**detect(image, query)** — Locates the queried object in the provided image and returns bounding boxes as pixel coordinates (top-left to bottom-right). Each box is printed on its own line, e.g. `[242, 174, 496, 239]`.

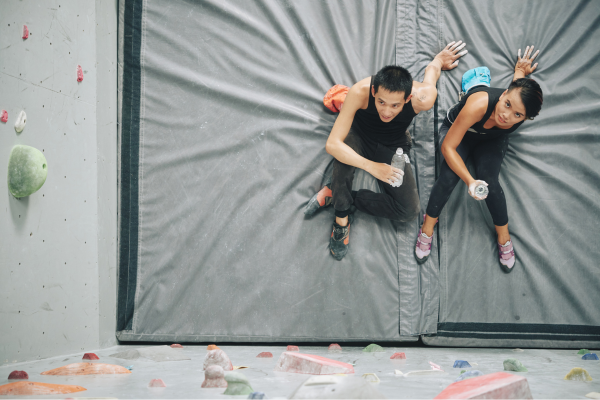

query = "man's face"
[372, 86, 411, 123]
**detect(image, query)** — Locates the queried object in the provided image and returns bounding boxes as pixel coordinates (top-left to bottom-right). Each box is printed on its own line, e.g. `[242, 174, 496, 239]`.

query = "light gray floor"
[1, 344, 599, 399]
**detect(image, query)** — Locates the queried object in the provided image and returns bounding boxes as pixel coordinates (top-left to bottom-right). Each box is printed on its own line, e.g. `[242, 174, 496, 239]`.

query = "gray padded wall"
[118, 0, 600, 346]
[117, 0, 418, 342]
[422, 0, 600, 347]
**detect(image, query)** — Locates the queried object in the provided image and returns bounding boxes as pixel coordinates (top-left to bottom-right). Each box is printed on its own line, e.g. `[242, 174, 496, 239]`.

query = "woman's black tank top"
[354, 76, 416, 152]
[444, 86, 524, 135]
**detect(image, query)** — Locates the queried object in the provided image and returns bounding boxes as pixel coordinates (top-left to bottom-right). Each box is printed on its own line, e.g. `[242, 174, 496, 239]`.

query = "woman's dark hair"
[373, 65, 413, 99]
[508, 78, 543, 119]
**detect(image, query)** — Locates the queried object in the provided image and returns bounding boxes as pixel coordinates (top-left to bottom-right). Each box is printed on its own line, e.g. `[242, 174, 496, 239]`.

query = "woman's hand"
[514, 45, 539, 78]
[468, 180, 489, 201]
[368, 162, 404, 186]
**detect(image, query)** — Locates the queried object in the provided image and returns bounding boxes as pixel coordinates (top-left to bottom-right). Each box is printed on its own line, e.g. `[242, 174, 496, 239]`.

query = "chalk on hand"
[22, 25, 29, 39]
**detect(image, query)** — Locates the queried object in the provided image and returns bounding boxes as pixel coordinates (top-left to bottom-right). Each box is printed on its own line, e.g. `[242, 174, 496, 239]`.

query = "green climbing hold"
[8, 145, 47, 198]
[223, 371, 253, 395]
[363, 344, 384, 352]
[578, 349, 591, 355]
[503, 358, 528, 372]
[460, 370, 467, 374]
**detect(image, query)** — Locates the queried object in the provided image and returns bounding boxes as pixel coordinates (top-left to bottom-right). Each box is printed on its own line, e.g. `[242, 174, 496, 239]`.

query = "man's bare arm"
[413, 41, 468, 113]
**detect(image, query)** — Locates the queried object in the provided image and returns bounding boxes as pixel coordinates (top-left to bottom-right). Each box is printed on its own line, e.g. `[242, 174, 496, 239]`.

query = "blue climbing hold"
[125, 365, 134, 370]
[248, 392, 268, 399]
[453, 360, 471, 368]
[454, 370, 484, 382]
[582, 353, 599, 360]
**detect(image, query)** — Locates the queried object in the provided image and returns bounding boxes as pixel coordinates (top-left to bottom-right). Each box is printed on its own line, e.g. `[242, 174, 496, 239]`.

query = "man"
[305, 41, 468, 260]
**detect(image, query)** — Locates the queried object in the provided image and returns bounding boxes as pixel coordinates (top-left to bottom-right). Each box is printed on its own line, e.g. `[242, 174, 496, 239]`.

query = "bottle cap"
[396, 148, 403, 155]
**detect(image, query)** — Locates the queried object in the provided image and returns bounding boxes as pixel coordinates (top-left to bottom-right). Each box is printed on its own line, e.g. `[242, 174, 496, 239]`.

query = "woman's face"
[495, 89, 527, 127]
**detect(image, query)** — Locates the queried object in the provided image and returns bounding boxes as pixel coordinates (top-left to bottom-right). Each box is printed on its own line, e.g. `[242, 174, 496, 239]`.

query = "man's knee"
[392, 199, 420, 223]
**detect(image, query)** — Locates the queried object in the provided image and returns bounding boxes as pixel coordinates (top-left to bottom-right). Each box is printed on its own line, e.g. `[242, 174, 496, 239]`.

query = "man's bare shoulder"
[346, 77, 372, 110]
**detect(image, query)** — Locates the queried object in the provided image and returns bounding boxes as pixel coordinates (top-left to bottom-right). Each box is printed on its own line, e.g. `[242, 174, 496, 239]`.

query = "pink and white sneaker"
[498, 240, 516, 272]
[415, 228, 433, 264]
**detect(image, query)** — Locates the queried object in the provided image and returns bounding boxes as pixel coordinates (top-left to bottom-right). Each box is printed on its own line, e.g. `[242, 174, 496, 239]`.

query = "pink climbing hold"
[8, 371, 28, 380]
[274, 352, 355, 375]
[201, 365, 227, 388]
[287, 345, 300, 352]
[170, 344, 183, 348]
[390, 352, 406, 359]
[328, 344, 342, 351]
[434, 372, 532, 399]
[148, 378, 166, 388]
[1, 110, 7, 123]
[82, 353, 99, 360]
[257, 352, 273, 358]
[77, 65, 83, 82]
[22, 25, 29, 39]
[203, 349, 233, 371]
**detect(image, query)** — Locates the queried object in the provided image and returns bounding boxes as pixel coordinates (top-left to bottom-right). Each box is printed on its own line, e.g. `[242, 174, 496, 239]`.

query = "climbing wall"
[118, 0, 600, 346]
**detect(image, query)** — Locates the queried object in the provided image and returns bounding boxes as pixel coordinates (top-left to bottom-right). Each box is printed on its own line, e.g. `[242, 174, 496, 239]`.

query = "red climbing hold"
[275, 352, 354, 375]
[328, 344, 342, 352]
[433, 372, 532, 399]
[170, 344, 183, 348]
[22, 25, 29, 39]
[82, 353, 99, 360]
[287, 345, 300, 352]
[148, 379, 166, 388]
[1, 110, 7, 123]
[257, 352, 273, 358]
[77, 65, 83, 82]
[390, 352, 406, 359]
[8, 371, 28, 380]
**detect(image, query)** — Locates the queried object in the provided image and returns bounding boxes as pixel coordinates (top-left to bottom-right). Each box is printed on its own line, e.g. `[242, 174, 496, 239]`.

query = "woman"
[414, 46, 543, 272]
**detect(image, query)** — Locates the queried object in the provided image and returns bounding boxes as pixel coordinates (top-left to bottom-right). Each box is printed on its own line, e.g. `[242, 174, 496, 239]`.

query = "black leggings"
[425, 124, 510, 226]
[331, 128, 420, 222]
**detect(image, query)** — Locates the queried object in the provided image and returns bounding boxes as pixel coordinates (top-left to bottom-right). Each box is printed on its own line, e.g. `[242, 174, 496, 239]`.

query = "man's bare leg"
[335, 216, 349, 227]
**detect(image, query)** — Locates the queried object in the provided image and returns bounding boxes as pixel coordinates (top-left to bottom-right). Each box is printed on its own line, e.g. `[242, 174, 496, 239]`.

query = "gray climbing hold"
[503, 358, 528, 372]
[8, 145, 47, 198]
[582, 353, 599, 360]
[454, 370, 484, 382]
[362, 344, 384, 352]
[223, 372, 253, 396]
[14, 110, 26, 133]
[453, 360, 471, 368]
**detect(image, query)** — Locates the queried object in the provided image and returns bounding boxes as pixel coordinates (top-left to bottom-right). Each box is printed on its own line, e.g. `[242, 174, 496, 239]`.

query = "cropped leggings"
[425, 124, 510, 226]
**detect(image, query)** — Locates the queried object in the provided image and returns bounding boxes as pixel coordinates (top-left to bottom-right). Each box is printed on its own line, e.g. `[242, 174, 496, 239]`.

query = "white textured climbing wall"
[0, 0, 118, 364]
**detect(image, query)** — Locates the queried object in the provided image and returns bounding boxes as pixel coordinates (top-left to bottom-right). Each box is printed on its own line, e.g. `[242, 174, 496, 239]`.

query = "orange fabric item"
[41, 362, 131, 375]
[0, 381, 86, 395]
[323, 84, 349, 112]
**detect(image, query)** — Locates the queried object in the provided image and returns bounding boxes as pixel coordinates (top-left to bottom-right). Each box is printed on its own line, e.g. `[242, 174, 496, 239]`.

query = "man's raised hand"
[435, 41, 469, 71]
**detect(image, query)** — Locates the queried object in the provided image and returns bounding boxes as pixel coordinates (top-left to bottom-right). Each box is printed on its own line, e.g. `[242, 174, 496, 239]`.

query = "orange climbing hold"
[171, 344, 184, 348]
[207, 344, 220, 350]
[323, 84, 349, 112]
[0, 381, 86, 396]
[41, 362, 131, 375]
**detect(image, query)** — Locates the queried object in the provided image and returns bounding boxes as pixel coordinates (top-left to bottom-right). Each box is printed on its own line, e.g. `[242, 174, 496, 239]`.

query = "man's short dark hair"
[372, 65, 413, 99]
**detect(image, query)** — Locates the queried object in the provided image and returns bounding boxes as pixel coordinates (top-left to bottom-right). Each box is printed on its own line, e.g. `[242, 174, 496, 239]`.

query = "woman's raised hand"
[515, 45, 539, 77]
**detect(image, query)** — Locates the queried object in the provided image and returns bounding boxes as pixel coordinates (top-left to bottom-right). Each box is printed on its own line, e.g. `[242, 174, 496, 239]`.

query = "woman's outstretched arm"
[513, 45, 539, 81]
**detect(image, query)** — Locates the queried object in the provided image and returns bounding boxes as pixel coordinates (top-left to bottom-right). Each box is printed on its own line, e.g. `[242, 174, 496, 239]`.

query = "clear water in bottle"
[475, 183, 489, 198]
[390, 148, 405, 187]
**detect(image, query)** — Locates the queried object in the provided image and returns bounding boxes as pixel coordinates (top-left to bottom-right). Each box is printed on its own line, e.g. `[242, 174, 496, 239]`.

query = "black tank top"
[444, 86, 524, 135]
[354, 76, 416, 152]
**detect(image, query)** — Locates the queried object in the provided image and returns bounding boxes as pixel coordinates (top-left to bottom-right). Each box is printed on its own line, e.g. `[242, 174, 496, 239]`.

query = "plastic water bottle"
[390, 148, 405, 187]
[475, 183, 489, 198]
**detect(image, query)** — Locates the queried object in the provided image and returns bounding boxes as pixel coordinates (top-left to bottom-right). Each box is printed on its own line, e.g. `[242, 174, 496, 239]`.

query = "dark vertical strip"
[117, 0, 143, 331]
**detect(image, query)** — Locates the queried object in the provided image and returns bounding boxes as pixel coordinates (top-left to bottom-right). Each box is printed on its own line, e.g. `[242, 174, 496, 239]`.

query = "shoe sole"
[499, 260, 516, 273]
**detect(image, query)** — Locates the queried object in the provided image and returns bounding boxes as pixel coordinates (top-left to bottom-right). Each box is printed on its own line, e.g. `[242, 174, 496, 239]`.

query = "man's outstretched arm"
[412, 41, 468, 113]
